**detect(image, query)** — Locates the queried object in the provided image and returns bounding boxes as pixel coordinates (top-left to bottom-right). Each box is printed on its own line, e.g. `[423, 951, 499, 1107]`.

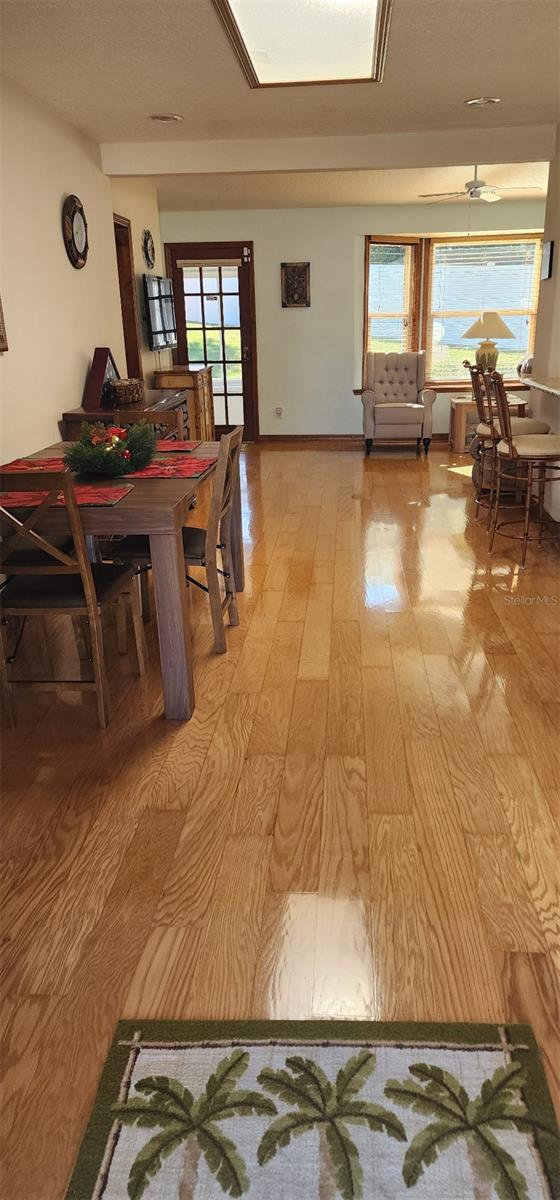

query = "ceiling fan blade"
[424, 195, 466, 204]
[418, 191, 465, 199]
[496, 185, 544, 192]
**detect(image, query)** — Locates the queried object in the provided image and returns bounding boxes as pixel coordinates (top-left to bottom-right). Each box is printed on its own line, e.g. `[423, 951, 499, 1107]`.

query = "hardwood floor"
[1, 442, 559, 1198]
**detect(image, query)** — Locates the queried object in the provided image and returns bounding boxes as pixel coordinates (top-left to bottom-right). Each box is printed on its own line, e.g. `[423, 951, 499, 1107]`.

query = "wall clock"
[62, 194, 89, 269]
[142, 229, 156, 269]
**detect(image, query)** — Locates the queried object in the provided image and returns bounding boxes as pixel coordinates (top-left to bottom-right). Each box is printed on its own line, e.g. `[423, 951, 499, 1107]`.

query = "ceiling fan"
[419, 165, 543, 204]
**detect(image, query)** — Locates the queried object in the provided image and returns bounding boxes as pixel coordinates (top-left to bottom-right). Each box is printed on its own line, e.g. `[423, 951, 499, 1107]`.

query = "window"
[363, 234, 542, 385]
[425, 237, 542, 382]
[364, 239, 420, 368]
[212, 0, 392, 87]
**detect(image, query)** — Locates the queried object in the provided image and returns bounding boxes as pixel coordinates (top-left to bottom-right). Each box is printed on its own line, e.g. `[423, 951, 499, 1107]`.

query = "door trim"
[113, 213, 143, 381]
[165, 240, 259, 440]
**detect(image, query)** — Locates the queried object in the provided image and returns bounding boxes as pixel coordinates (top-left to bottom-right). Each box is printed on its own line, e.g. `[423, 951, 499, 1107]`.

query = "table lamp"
[461, 311, 514, 372]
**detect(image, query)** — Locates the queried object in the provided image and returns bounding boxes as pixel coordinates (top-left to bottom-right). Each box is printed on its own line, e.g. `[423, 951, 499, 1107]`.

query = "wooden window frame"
[422, 233, 543, 388]
[363, 232, 542, 392]
[362, 235, 422, 386]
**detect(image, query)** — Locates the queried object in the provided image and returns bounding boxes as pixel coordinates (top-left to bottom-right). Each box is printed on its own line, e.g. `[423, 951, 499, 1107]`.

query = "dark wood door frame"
[113, 213, 143, 381]
[165, 240, 259, 440]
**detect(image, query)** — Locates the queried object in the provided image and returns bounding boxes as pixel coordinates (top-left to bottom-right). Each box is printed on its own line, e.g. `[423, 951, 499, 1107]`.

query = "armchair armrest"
[419, 387, 436, 438]
[361, 389, 375, 439]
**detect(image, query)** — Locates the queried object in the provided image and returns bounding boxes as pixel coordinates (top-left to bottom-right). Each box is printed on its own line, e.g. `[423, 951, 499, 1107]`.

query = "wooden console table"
[153, 366, 215, 442]
[61, 389, 189, 441]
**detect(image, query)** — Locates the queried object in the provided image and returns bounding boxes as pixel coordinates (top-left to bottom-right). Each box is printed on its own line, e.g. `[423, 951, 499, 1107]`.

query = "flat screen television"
[143, 274, 178, 352]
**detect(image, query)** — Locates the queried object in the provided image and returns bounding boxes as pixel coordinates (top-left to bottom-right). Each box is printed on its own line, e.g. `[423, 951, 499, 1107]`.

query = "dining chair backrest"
[0, 467, 97, 607]
[464, 360, 497, 433]
[488, 371, 514, 454]
[205, 426, 244, 560]
[123, 410, 184, 439]
[464, 360, 486, 423]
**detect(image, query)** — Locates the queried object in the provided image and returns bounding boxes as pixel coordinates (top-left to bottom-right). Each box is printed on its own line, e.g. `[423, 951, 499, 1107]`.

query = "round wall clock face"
[142, 229, 156, 269]
[73, 210, 87, 254]
[62, 195, 89, 268]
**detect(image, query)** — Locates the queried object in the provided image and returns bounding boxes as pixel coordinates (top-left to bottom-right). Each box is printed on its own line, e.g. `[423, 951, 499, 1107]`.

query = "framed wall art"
[281, 262, 310, 308]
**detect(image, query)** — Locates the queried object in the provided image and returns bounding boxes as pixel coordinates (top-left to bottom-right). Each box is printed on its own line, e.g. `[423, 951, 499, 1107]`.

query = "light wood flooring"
[1, 442, 559, 1197]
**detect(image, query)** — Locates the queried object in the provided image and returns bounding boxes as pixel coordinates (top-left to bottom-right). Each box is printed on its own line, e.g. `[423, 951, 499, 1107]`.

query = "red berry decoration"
[64, 421, 155, 477]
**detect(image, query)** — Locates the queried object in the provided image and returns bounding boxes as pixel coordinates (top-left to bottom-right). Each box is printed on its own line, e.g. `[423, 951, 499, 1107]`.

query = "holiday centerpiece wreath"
[64, 422, 155, 477]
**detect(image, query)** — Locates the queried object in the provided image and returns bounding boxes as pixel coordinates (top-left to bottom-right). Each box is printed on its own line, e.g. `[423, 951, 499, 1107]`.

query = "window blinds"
[426, 237, 542, 381]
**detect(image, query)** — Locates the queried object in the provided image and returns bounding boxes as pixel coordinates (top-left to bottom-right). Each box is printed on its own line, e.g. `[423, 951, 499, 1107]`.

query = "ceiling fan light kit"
[419, 164, 542, 204]
[462, 310, 515, 372]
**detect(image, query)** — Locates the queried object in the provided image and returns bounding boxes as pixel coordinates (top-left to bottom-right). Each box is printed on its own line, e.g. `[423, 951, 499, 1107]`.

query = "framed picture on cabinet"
[82, 348, 120, 411]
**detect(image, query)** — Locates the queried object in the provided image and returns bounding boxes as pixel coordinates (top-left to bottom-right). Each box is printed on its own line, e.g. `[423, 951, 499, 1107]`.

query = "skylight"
[213, 0, 392, 87]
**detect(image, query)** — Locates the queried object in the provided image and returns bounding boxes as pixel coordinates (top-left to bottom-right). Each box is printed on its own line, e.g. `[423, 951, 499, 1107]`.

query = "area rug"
[65, 1020, 559, 1200]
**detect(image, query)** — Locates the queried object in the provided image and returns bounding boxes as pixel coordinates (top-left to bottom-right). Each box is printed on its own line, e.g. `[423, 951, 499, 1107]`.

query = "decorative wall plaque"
[281, 262, 310, 308]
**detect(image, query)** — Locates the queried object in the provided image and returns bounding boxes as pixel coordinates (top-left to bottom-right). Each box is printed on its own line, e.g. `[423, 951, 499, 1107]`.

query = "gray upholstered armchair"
[361, 351, 436, 456]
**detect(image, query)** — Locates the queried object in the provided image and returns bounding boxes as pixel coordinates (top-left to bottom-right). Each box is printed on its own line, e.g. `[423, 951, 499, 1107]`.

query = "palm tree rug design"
[66, 1020, 559, 1200]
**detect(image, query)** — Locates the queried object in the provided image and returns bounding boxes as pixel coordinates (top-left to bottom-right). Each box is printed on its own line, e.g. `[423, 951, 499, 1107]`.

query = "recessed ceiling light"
[463, 96, 501, 107]
[149, 113, 183, 123]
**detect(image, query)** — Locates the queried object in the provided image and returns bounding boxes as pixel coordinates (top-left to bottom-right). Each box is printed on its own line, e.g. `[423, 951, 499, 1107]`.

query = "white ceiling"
[152, 161, 549, 211]
[1, 0, 559, 143]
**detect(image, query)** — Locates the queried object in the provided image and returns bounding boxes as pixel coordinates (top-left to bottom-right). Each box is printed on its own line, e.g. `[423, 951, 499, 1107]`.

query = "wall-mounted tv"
[143, 274, 178, 351]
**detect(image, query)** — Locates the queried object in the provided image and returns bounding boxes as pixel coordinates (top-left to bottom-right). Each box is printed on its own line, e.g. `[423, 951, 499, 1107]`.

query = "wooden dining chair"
[487, 371, 560, 567]
[464, 361, 497, 524]
[0, 467, 146, 728]
[102, 427, 244, 653]
[465, 361, 550, 528]
[122, 409, 185, 440]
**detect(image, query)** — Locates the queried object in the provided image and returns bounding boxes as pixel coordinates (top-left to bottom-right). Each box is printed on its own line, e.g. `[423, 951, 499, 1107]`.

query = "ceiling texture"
[1, 0, 559, 144]
[151, 161, 549, 211]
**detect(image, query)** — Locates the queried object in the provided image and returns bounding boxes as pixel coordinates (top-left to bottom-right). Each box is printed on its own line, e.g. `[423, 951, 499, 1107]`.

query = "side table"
[449, 395, 528, 453]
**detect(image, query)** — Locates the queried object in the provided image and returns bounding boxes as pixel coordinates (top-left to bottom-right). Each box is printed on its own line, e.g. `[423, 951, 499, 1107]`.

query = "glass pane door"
[183, 264, 244, 427]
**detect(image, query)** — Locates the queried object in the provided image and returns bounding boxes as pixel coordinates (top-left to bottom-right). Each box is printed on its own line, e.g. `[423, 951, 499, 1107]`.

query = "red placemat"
[1, 457, 66, 472]
[128, 457, 217, 479]
[0, 484, 133, 508]
[155, 440, 201, 453]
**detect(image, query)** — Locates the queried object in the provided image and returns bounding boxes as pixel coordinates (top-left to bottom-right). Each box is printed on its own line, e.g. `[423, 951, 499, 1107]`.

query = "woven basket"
[105, 378, 144, 407]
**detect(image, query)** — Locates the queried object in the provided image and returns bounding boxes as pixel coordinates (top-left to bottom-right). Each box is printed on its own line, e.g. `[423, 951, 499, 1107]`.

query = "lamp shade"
[462, 311, 515, 339]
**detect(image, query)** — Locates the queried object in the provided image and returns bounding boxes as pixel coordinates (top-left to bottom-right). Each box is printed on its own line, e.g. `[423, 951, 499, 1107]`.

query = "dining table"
[21, 440, 245, 721]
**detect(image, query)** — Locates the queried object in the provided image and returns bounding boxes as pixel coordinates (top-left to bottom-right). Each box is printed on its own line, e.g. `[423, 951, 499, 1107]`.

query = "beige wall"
[101, 125, 557, 177]
[0, 79, 125, 461]
[533, 150, 560, 383]
[161, 200, 545, 438]
[110, 177, 171, 384]
[530, 148, 560, 519]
